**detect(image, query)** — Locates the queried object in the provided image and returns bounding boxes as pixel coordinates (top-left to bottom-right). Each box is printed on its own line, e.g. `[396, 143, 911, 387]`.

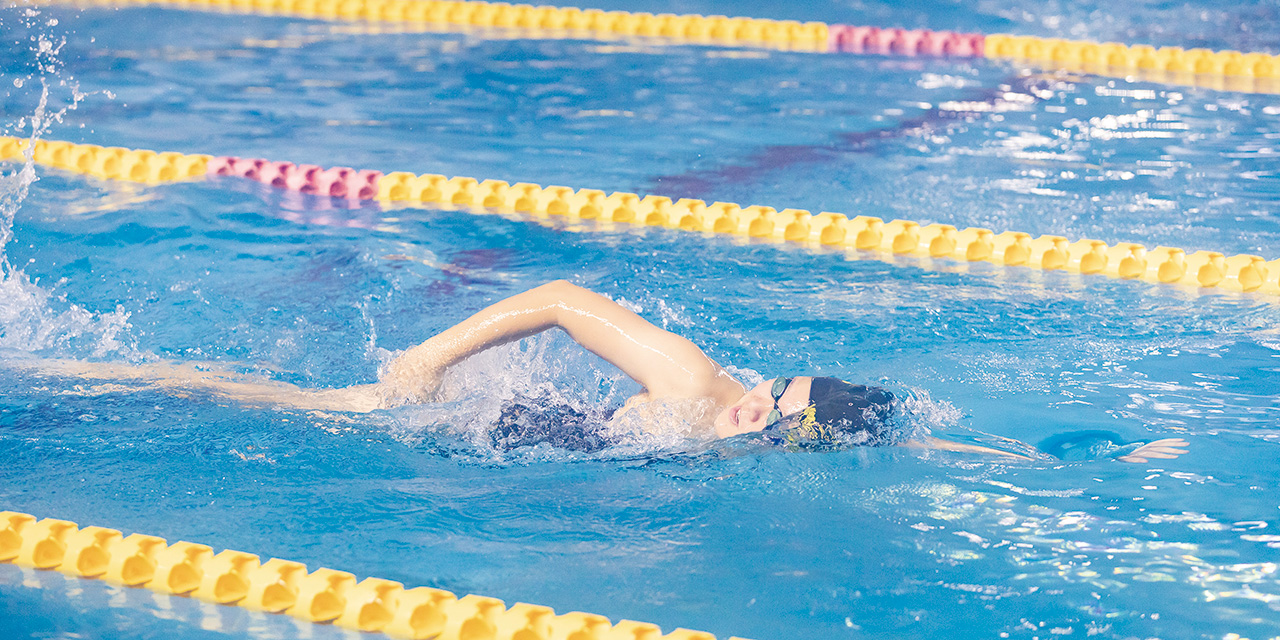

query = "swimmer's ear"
[1117, 438, 1190, 463]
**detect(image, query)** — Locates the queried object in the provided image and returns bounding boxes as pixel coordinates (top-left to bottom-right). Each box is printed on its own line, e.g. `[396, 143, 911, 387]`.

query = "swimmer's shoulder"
[620, 370, 741, 415]
[611, 392, 718, 439]
[639, 367, 744, 404]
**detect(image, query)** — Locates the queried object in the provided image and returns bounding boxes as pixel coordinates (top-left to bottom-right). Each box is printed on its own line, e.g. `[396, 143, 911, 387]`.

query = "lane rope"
[4, 135, 1277, 295]
[982, 35, 1280, 95]
[0, 510, 747, 640]
[33, 0, 1280, 94]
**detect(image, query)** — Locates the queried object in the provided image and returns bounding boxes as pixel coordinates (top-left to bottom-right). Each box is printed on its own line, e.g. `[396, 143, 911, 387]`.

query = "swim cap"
[778, 377, 896, 446]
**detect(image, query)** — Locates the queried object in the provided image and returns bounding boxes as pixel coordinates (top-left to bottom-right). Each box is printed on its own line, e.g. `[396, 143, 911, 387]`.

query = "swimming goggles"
[764, 376, 793, 429]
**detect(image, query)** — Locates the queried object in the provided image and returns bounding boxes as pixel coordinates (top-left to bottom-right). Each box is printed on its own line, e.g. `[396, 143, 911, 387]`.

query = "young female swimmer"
[371, 280, 1186, 460]
[26, 280, 1188, 461]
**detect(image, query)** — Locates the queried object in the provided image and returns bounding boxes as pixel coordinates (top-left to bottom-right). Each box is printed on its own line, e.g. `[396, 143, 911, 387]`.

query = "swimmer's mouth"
[731, 406, 741, 427]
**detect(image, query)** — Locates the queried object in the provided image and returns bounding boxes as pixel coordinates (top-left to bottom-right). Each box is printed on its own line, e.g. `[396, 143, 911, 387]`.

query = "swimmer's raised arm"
[382, 280, 745, 404]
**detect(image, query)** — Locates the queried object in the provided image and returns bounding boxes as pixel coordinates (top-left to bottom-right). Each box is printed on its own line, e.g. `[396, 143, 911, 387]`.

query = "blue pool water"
[2, 1, 1280, 639]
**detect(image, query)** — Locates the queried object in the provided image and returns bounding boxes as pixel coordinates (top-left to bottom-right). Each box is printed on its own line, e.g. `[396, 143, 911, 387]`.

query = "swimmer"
[12, 280, 1188, 462]
[371, 280, 1187, 461]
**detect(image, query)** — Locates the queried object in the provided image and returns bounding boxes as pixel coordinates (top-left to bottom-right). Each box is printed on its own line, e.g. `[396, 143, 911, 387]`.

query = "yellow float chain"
[4, 135, 1279, 295]
[37, 0, 832, 52]
[4, 137, 213, 183]
[0, 511, 749, 640]
[983, 34, 1280, 94]
[35, 0, 1280, 93]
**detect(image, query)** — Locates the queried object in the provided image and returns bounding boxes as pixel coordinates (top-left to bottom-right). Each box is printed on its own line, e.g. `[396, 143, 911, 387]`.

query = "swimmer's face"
[714, 376, 813, 439]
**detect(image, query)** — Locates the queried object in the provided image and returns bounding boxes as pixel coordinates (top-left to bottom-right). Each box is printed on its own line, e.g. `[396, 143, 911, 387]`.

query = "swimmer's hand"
[379, 358, 446, 405]
[1117, 438, 1189, 464]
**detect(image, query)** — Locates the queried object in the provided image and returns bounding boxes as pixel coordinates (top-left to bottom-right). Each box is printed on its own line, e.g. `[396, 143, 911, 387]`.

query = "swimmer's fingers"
[1140, 438, 1190, 456]
[1118, 438, 1190, 464]
[1118, 453, 1152, 463]
[1119, 452, 1177, 463]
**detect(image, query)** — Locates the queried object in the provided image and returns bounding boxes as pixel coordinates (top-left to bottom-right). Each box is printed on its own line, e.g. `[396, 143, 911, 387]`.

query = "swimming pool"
[3, 0, 1280, 638]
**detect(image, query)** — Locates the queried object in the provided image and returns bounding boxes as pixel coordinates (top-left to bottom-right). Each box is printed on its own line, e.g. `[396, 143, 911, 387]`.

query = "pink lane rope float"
[827, 26, 984, 57]
[207, 156, 383, 200]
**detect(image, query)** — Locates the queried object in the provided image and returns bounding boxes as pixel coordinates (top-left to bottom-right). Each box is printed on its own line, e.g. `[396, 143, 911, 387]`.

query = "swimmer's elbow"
[537, 279, 581, 298]
[536, 280, 601, 326]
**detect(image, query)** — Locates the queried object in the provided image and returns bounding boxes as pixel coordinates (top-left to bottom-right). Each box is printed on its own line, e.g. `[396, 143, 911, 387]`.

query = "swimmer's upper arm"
[543, 281, 727, 396]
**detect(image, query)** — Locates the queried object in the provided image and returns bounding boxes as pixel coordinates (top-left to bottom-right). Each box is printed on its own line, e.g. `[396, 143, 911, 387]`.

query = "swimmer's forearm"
[913, 436, 1035, 460]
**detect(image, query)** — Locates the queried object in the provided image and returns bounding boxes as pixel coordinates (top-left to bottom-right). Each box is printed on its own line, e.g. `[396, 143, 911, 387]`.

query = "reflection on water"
[0, 564, 350, 640]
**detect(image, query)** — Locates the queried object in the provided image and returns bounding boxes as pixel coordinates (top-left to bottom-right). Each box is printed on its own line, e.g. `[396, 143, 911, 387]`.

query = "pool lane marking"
[34, 0, 1280, 95]
[4, 135, 1279, 296]
[0, 510, 747, 640]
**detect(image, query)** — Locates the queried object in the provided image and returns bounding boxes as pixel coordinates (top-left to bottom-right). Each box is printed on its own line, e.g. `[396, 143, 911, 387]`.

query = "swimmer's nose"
[740, 396, 770, 427]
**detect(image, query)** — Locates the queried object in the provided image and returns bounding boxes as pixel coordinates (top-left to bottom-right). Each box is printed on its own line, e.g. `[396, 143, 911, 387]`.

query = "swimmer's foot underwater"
[9, 281, 1190, 463]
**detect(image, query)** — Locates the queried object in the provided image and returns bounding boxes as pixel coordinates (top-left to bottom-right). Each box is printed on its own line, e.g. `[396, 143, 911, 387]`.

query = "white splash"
[0, 4, 138, 360]
[889, 386, 963, 443]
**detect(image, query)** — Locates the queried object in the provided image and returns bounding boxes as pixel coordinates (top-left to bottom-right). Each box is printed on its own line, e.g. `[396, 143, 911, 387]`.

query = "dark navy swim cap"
[777, 377, 896, 446]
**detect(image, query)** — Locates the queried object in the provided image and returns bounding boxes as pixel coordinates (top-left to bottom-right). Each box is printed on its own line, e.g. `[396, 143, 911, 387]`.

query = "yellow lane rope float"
[3, 135, 1279, 295]
[982, 35, 1280, 95]
[0, 510, 750, 640]
[34, 0, 1280, 94]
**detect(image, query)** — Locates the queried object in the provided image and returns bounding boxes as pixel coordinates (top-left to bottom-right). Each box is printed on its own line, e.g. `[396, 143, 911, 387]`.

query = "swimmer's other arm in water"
[905, 436, 1189, 463]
